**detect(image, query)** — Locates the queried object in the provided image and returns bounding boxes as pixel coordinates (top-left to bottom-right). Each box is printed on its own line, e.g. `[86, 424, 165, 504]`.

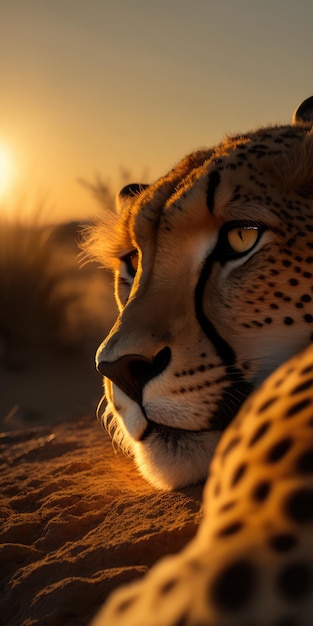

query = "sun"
[0, 143, 14, 201]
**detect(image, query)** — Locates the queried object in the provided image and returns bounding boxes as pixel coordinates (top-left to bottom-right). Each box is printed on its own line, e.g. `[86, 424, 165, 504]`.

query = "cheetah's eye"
[121, 250, 138, 278]
[227, 226, 259, 254]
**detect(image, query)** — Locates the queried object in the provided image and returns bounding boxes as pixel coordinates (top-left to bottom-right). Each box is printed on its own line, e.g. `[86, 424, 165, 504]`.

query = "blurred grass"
[0, 207, 80, 368]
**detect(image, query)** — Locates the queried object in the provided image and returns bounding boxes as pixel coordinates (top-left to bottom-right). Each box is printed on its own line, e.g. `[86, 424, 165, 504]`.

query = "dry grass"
[0, 194, 119, 428]
[0, 209, 80, 367]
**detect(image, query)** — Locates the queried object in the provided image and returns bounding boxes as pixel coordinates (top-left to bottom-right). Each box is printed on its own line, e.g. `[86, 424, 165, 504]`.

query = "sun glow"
[0, 143, 15, 202]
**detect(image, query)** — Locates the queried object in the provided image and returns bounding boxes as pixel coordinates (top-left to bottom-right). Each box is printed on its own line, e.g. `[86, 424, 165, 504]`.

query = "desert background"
[1, 1, 313, 624]
[0, 185, 117, 433]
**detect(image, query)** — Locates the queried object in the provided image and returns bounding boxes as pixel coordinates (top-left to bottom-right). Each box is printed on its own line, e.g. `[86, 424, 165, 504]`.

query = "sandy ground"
[0, 225, 203, 625]
[0, 417, 203, 626]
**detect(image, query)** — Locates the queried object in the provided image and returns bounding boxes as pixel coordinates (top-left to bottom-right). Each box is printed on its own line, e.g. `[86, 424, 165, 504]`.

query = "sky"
[1, 0, 313, 222]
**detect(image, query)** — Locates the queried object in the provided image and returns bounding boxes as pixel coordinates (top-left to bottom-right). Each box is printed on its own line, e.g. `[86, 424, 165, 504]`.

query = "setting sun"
[0, 143, 14, 201]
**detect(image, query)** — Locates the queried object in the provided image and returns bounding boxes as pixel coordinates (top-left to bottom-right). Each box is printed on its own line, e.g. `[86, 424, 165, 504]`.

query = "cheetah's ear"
[116, 183, 149, 214]
[292, 96, 313, 124]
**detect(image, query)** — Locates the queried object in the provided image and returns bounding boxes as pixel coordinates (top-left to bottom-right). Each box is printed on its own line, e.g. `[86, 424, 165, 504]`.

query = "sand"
[0, 414, 203, 626]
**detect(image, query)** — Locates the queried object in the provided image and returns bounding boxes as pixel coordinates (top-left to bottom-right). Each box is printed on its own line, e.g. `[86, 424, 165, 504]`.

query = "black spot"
[267, 438, 293, 462]
[231, 463, 247, 487]
[286, 397, 312, 418]
[159, 578, 178, 594]
[289, 278, 298, 286]
[284, 317, 294, 326]
[277, 561, 311, 602]
[211, 559, 257, 611]
[257, 397, 277, 413]
[214, 482, 221, 497]
[217, 521, 244, 537]
[252, 320, 263, 328]
[253, 481, 271, 502]
[175, 612, 189, 626]
[301, 294, 312, 303]
[264, 317, 272, 324]
[116, 595, 137, 613]
[285, 487, 313, 523]
[222, 436, 241, 458]
[304, 314, 313, 323]
[248, 420, 270, 447]
[218, 501, 236, 513]
[269, 533, 297, 552]
[291, 378, 313, 394]
[296, 449, 313, 474]
[274, 376, 284, 389]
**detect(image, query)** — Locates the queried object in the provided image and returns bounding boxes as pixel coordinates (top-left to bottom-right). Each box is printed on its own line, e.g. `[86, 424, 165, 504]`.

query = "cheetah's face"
[89, 123, 313, 490]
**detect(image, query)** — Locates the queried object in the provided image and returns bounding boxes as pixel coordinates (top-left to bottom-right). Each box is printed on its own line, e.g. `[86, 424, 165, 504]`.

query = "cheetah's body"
[85, 97, 313, 625]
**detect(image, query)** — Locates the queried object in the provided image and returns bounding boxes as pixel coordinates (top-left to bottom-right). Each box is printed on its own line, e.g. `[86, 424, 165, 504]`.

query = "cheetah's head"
[85, 97, 313, 489]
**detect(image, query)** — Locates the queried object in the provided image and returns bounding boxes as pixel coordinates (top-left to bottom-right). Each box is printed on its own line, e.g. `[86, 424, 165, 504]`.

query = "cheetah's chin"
[133, 427, 222, 490]
[139, 417, 219, 442]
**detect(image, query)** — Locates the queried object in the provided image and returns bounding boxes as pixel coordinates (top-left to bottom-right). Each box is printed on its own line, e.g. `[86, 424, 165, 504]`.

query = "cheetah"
[84, 96, 313, 624]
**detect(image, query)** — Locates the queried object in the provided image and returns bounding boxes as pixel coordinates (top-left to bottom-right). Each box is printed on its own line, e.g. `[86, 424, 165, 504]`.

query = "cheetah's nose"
[97, 347, 171, 405]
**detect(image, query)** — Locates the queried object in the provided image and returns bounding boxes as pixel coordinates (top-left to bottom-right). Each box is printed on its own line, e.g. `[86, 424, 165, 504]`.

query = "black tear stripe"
[207, 169, 221, 213]
[195, 253, 254, 430]
[195, 252, 235, 365]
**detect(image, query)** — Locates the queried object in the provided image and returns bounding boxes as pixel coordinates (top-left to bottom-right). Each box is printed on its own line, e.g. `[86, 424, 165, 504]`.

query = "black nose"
[97, 347, 171, 405]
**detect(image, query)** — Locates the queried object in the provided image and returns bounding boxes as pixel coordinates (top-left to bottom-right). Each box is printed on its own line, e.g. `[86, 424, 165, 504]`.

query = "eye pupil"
[130, 251, 138, 272]
[121, 250, 138, 277]
[227, 225, 260, 254]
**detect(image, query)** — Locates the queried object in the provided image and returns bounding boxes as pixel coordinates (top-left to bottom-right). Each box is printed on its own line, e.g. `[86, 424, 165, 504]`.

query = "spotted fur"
[84, 96, 313, 624]
[92, 343, 313, 626]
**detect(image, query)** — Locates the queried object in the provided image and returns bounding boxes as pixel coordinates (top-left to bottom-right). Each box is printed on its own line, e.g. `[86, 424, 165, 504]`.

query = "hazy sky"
[1, 0, 313, 221]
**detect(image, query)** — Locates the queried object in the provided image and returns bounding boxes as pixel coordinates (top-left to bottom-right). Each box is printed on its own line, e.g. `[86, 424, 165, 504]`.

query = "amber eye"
[129, 251, 138, 273]
[121, 250, 138, 277]
[227, 226, 259, 254]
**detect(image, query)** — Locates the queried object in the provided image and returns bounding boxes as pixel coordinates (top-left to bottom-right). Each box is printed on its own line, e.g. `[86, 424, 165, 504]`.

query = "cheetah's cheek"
[113, 385, 147, 440]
